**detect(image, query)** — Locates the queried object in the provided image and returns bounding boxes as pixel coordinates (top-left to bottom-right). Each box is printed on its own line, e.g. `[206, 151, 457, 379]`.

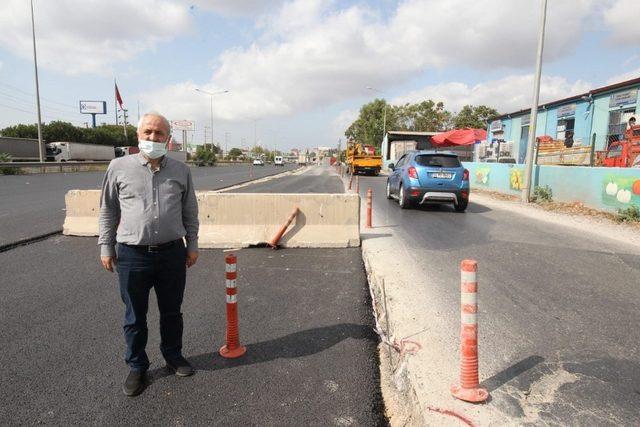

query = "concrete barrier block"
[62, 190, 361, 248]
[197, 193, 360, 248]
[63, 190, 101, 236]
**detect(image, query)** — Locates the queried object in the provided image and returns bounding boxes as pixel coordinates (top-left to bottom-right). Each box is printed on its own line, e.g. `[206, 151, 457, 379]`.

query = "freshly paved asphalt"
[0, 163, 297, 247]
[1, 165, 385, 425]
[355, 172, 640, 425]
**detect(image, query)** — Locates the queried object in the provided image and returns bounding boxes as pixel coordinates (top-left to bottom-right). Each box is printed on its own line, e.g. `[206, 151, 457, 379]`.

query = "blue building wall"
[494, 82, 640, 160]
[464, 162, 640, 212]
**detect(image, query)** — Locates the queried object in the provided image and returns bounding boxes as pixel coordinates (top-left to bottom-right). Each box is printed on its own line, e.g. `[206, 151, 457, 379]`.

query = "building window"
[556, 118, 574, 141]
[607, 108, 636, 147]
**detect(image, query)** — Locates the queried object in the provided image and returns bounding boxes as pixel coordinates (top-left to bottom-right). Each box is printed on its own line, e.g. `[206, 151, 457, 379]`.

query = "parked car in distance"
[252, 158, 265, 166]
[274, 156, 284, 166]
[386, 150, 470, 212]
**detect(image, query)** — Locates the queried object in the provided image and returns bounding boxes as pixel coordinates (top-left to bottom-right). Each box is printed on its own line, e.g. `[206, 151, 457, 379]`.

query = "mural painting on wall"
[475, 167, 491, 185]
[509, 167, 524, 190]
[602, 175, 640, 207]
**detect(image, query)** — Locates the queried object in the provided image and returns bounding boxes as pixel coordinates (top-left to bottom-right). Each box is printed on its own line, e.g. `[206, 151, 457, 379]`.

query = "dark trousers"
[116, 241, 187, 372]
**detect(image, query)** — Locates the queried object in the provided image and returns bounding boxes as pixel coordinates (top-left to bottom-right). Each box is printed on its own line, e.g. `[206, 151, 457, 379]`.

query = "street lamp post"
[522, 0, 548, 203]
[30, 0, 44, 162]
[195, 88, 229, 147]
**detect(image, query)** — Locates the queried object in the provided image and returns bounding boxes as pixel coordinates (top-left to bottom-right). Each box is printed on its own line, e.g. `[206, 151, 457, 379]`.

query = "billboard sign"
[490, 120, 503, 131]
[171, 120, 195, 131]
[557, 103, 576, 118]
[609, 89, 638, 108]
[79, 101, 107, 115]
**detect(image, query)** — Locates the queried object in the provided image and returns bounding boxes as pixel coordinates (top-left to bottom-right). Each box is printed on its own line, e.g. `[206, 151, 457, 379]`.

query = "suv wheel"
[398, 184, 411, 209]
[454, 200, 468, 212]
[386, 181, 392, 199]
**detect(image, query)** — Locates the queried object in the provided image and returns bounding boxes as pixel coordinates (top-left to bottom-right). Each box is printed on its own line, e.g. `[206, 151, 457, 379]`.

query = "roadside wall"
[463, 162, 640, 212]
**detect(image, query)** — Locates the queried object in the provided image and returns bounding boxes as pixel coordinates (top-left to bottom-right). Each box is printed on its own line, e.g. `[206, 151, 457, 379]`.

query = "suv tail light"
[408, 166, 418, 179]
[462, 169, 469, 181]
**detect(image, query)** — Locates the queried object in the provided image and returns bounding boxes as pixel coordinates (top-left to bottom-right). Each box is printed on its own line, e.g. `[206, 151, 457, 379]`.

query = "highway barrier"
[63, 190, 361, 248]
[220, 253, 246, 359]
[197, 193, 360, 248]
[63, 190, 101, 236]
[451, 260, 489, 403]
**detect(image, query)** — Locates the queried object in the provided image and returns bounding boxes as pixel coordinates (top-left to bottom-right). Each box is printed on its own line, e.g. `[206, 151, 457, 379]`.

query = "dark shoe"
[123, 371, 146, 396]
[166, 356, 195, 377]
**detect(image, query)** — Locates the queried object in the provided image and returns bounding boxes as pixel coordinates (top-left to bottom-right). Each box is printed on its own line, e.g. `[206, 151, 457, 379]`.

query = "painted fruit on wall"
[602, 175, 640, 207]
[509, 168, 524, 191]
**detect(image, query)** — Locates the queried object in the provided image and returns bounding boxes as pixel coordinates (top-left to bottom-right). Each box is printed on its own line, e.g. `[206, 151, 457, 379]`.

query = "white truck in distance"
[47, 142, 115, 162]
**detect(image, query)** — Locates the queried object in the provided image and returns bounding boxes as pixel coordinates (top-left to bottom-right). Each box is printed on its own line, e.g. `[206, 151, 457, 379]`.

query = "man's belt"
[122, 239, 183, 252]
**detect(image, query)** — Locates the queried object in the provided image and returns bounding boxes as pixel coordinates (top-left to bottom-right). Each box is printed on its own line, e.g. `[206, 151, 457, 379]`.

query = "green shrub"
[194, 146, 217, 166]
[0, 152, 20, 175]
[617, 205, 640, 223]
[532, 185, 553, 203]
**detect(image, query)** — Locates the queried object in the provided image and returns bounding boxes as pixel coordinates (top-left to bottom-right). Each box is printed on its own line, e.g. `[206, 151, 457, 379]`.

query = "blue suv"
[386, 151, 470, 212]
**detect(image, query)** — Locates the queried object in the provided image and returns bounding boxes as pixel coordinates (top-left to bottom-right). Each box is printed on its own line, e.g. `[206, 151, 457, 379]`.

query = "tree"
[43, 121, 83, 143]
[194, 145, 216, 166]
[227, 148, 243, 160]
[395, 100, 451, 132]
[345, 99, 395, 149]
[453, 105, 499, 129]
[1, 123, 38, 139]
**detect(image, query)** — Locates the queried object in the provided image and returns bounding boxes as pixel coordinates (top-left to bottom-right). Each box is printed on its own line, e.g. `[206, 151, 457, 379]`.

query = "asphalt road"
[355, 172, 640, 425]
[0, 163, 297, 248]
[1, 165, 385, 425]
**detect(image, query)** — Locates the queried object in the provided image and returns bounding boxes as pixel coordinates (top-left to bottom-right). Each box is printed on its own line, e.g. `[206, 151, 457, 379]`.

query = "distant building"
[484, 76, 640, 163]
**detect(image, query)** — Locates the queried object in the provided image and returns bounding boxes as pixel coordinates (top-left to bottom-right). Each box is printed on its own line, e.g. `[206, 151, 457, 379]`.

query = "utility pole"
[122, 109, 129, 139]
[30, 0, 44, 162]
[522, 0, 548, 203]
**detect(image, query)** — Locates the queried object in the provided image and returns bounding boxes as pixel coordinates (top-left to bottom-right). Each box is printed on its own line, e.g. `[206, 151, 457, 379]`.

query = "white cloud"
[606, 68, 640, 85]
[0, 0, 190, 75]
[603, 0, 640, 45]
[187, 0, 285, 17]
[393, 74, 593, 114]
[332, 109, 358, 137]
[185, 0, 596, 121]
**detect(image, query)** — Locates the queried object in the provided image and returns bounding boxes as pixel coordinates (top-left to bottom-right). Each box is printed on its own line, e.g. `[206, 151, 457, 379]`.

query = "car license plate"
[432, 172, 452, 179]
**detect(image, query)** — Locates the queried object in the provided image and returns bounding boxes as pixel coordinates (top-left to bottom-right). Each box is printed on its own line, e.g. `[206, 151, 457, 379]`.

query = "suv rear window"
[414, 155, 461, 168]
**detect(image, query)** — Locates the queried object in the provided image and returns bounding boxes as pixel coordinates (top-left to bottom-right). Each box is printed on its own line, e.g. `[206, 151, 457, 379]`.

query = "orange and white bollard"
[268, 207, 299, 248]
[220, 254, 247, 359]
[366, 188, 373, 228]
[355, 175, 360, 193]
[451, 260, 488, 403]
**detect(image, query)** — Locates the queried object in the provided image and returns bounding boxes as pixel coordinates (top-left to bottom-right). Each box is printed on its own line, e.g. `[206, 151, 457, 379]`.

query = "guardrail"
[0, 161, 111, 174]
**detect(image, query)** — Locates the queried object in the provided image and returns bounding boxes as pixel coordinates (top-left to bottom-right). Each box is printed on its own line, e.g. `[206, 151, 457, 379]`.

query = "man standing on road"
[98, 112, 199, 396]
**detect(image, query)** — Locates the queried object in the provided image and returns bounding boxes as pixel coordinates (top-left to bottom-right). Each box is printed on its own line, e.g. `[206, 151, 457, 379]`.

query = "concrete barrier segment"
[63, 189, 101, 236]
[63, 190, 361, 248]
[197, 193, 360, 248]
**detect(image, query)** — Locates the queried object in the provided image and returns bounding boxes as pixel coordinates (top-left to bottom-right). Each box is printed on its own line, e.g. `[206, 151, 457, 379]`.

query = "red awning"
[431, 129, 487, 147]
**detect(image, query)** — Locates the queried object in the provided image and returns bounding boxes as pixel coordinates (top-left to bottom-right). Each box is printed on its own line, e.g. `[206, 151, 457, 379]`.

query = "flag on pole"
[115, 82, 124, 109]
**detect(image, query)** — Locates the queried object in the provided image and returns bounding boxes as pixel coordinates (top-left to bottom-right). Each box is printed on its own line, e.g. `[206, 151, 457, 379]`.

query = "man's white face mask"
[138, 139, 168, 159]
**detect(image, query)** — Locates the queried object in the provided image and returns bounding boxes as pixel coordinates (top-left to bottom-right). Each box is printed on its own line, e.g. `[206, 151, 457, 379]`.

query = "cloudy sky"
[0, 0, 638, 151]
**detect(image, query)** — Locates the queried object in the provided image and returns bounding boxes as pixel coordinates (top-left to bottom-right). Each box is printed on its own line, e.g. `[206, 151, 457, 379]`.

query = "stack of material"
[536, 136, 591, 166]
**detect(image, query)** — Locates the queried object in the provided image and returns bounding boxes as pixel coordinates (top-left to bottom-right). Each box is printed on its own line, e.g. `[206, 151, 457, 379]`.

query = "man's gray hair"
[137, 111, 171, 133]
